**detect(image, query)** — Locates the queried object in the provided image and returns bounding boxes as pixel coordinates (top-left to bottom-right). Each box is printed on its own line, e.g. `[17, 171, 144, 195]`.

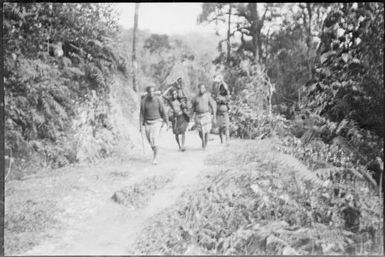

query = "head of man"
[214, 75, 223, 84]
[198, 83, 206, 95]
[146, 85, 155, 98]
[176, 77, 182, 88]
[171, 89, 178, 100]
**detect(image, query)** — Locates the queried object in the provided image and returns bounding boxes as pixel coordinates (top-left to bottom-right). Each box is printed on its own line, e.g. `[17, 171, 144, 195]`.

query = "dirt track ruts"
[23, 130, 223, 255]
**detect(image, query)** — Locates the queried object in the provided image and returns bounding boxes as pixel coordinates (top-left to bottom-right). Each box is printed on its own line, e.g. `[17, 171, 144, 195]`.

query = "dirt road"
[22, 129, 223, 255]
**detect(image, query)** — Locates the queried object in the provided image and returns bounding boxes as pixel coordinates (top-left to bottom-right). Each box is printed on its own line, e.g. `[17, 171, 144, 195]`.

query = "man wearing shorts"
[140, 85, 169, 164]
[192, 84, 216, 150]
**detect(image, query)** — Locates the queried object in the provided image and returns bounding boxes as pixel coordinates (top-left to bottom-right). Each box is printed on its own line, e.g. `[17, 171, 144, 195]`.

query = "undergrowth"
[133, 140, 382, 255]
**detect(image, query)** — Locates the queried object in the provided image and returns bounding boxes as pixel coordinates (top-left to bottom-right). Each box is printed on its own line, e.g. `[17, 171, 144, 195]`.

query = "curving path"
[22, 130, 223, 255]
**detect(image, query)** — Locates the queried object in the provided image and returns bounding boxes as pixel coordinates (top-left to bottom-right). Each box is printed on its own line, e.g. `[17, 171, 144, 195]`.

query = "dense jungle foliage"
[4, 3, 122, 176]
[200, 2, 383, 185]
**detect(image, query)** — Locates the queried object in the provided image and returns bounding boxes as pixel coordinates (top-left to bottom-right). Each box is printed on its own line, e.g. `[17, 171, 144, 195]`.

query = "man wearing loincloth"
[167, 89, 189, 151]
[140, 85, 169, 164]
[192, 84, 217, 150]
[214, 76, 230, 145]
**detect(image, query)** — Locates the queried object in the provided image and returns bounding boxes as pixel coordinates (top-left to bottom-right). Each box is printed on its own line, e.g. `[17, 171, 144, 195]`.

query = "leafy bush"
[228, 98, 291, 139]
[303, 2, 384, 137]
[3, 3, 132, 178]
[229, 92, 383, 189]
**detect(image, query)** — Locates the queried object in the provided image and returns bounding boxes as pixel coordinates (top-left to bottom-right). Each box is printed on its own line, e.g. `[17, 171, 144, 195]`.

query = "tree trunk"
[248, 3, 265, 63]
[226, 4, 232, 66]
[132, 3, 140, 92]
[306, 3, 313, 80]
[268, 84, 273, 117]
[249, 3, 259, 62]
[256, 30, 263, 63]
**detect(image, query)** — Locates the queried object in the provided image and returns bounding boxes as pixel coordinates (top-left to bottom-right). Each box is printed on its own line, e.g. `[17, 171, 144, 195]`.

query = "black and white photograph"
[3, 2, 384, 255]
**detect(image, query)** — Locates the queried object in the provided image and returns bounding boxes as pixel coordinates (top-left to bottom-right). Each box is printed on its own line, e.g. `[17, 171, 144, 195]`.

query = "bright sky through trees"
[112, 3, 293, 38]
[113, 3, 219, 35]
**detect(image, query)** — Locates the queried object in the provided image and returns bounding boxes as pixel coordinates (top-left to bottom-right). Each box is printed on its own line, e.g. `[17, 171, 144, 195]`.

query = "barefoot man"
[192, 84, 217, 150]
[163, 77, 190, 122]
[167, 89, 189, 151]
[213, 76, 230, 145]
[140, 84, 169, 164]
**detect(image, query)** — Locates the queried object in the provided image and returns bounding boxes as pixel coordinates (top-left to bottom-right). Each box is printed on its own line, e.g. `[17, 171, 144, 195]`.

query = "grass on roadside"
[4, 198, 59, 255]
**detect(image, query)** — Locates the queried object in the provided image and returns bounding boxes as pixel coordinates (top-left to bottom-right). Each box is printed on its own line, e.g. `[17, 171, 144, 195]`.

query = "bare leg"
[225, 127, 230, 146]
[152, 146, 158, 164]
[199, 131, 204, 148]
[204, 132, 209, 149]
[219, 127, 224, 144]
[181, 133, 186, 151]
[175, 134, 181, 150]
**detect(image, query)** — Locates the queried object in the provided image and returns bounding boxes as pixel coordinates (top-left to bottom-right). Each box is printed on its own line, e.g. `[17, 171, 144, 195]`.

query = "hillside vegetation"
[4, 3, 219, 179]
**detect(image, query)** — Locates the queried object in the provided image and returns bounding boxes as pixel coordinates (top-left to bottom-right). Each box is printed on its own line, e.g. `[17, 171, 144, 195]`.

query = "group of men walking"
[139, 76, 230, 164]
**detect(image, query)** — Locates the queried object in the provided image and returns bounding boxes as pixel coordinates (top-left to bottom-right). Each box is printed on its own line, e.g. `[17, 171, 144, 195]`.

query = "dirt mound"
[111, 175, 174, 209]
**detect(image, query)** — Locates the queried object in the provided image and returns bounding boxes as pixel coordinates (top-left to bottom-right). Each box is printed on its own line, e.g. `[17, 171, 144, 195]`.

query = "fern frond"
[41, 96, 53, 118]
[46, 94, 68, 120]
[89, 65, 106, 88]
[276, 153, 326, 188]
[49, 85, 71, 104]
[346, 120, 360, 139]
[314, 167, 343, 178]
[31, 109, 45, 125]
[312, 224, 345, 244]
[102, 45, 118, 62]
[266, 234, 290, 253]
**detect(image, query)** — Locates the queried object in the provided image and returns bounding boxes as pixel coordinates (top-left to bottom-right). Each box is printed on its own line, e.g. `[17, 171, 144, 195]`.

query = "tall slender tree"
[132, 3, 139, 92]
[298, 3, 326, 80]
[198, 3, 233, 66]
[226, 4, 232, 66]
